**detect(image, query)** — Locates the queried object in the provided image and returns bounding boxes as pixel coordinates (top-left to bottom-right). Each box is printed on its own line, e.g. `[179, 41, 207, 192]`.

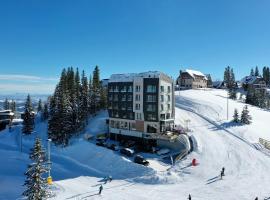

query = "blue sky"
[0, 0, 270, 94]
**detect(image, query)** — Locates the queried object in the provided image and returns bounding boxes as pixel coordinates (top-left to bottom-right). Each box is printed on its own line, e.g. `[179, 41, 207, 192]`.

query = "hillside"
[1, 89, 270, 200]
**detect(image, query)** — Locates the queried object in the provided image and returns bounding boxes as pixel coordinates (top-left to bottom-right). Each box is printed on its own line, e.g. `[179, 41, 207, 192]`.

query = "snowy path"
[51, 102, 270, 199]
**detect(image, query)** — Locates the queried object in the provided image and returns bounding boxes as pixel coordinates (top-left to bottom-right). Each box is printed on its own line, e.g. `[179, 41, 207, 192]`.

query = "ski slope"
[1, 89, 270, 200]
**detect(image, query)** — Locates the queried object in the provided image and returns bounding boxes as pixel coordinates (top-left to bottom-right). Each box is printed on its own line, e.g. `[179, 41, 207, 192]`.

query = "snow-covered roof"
[241, 76, 262, 84]
[185, 69, 207, 80]
[0, 110, 14, 116]
[109, 71, 163, 82]
[213, 81, 224, 88]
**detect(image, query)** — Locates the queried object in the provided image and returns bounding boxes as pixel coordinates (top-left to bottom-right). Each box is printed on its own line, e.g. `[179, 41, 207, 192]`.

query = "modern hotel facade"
[107, 72, 175, 141]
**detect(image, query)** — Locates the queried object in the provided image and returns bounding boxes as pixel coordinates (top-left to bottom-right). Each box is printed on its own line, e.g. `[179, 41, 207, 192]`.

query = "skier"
[188, 194, 191, 200]
[220, 167, 225, 179]
[108, 175, 112, 182]
[255, 197, 258, 200]
[99, 184, 103, 195]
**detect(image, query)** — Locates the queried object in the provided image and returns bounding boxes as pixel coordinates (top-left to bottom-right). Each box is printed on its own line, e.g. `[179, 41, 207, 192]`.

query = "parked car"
[124, 140, 136, 148]
[157, 148, 170, 156]
[120, 148, 134, 157]
[107, 144, 119, 151]
[96, 141, 106, 147]
[134, 155, 149, 166]
[84, 133, 94, 141]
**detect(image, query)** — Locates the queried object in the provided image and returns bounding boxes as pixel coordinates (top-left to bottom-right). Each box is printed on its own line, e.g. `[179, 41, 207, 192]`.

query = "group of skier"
[98, 175, 113, 195]
[187, 167, 226, 200]
[98, 171, 260, 199]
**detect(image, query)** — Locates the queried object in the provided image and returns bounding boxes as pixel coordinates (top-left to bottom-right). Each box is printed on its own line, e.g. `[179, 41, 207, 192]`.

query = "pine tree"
[42, 103, 49, 121]
[263, 66, 270, 86]
[11, 100, 16, 112]
[267, 67, 270, 86]
[23, 137, 48, 200]
[22, 94, 34, 134]
[91, 66, 101, 113]
[100, 86, 107, 109]
[229, 87, 237, 100]
[48, 95, 59, 143]
[255, 66, 260, 76]
[223, 66, 236, 89]
[241, 105, 252, 124]
[250, 68, 255, 76]
[232, 108, 240, 123]
[74, 68, 82, 130]
[4, 98, 10, 110]
[206, 74, 213, 87]
[80, 70, 89, 126]
[88, 75, 93, 114]
[224, 66, 230, 88]
[229, 68, 235, 89]
[37, 99, 43, 113]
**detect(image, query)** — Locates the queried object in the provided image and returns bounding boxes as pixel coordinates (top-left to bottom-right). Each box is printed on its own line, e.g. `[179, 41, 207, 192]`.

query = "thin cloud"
[0, 83, 55, 94]
[0, 74, 58, 81]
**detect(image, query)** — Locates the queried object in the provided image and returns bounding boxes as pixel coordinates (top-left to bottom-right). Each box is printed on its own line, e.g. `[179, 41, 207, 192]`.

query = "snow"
[241, 75, 263, 84]
[109, 71, 162, 82]
[1, 90, 270, 200]
[185, 69, 207, 80]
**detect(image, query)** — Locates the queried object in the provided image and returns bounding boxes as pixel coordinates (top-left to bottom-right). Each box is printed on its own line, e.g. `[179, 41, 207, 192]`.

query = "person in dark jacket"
[99, 185, 103, 195]
[188, 194, 191, 200]
[255, 197, 258, 200]
[221, 167, 225, 179]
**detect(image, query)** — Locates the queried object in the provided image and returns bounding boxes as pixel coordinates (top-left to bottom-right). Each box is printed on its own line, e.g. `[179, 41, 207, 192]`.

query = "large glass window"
[127, 95, 132, 101]
[147, 104, 156, 112]
[147, 95, 156, 102]
[147, 85, 156, 93]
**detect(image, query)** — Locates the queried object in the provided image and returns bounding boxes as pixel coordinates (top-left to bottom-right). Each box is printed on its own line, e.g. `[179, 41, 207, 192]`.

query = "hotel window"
[121, 86, 126, 92]
[136, 113, 142, 120]
[109, 94, 113, 101]
[127, 95, 132, 101]
[147, 85, 156, 93]
[121, 95, 126, 101]
[147, 95, 156, 102]
[135, 85, 140, 92]
[135, 104, 140, 110]
[135, 94, 140, 101]
[147, 113, 157, 121]
[168, 95, 170, 101]
[167, 104, 171, 110]
[160, 86, 164, 92]
[147, 104, 156, 112]
[168, 86, 171, 93]
[128, 85, 133, 92]
[161, 95, 164, 102]
[161, 104, 164, 111]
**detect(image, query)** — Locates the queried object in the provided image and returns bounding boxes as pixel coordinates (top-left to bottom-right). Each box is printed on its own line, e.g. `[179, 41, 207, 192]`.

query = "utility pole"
[47, 138, 53, 185]
[227, 91, 229, 120]
[20, 130, 22, 152]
